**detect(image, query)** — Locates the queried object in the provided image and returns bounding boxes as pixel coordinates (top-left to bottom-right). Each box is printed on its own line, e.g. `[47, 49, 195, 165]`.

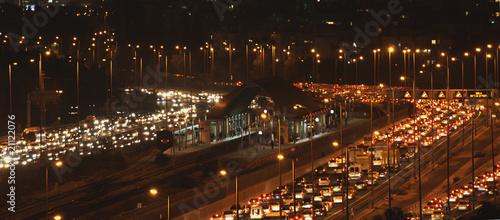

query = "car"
[315, 166, 326, 175]
[347, 186, 357, 199]
[404, 212, 420, 220]
[313, 192, 323, 202]
[318, 177, 330, 186]
[423, 205, 435, 215]
[313, 203, 328, 216]
[302, 209, 313, 220]
[448, 193, 458, 203]
[483, 172, 498, 182]
[430, 210, 445, 220]
[333, 193, 343, 203]
[321, 198, 333, 210]
[294, 190, 305, 200]
[302, 198, 313, 209]
[248, 198, 261, 206]
[289, 202, 302, 213]
[282, 194, 293, 204]
[379, 169, 387, 178]
[222, 210, 236, 220]
[304, 184, 314, 194]
[230, 204, 247, 215]
[373, 157, 383, 166]
[321, 187, 333, 197]
[332, 183, 342, 192]
[328, 158, 339, 168]
[210, 213, 223, 220]
[355, 181, 368, 191]
[457, 200, 470, 211]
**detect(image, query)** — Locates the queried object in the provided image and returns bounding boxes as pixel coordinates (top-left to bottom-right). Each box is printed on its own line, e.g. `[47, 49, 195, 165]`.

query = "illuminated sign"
[404, 91, 411, 98]
[455, 91, 463, 98]
[438, 91, 446, 99]
[467, 91, 490, 99]
[421, 91, 428, 98]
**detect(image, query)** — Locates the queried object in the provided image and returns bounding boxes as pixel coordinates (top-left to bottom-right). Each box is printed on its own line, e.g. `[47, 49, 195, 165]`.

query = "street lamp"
[54, 215, 61, 220]
[149, 188, 170, 220]
[389, 47, 394, 87]
[8, 62, 18, 115]
[46, 161, 63, 220]
[293, 104, 316, 218]
[277, 154, 284, 219]
[220, 170, 239, 220]
[400, 76, 417, 178]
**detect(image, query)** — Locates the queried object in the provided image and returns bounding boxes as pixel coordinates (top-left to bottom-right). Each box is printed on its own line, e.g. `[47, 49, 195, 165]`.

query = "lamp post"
[293, 104, 315, 218]
[386, 131, 392, 210]
[46, 161, 63, 220]
[452, 57, 465, 148]
[493, 102, 499, 206]
[400, 76, 417, 178]
[220, 170, 239, 220]
[340, 49, 347, 85]
[9, 62, 18, 115]
[373, 50, 377, 85]
[149, 188, 170, 220]
[389, 47, 394, 87]
[277, 154, 284, 219]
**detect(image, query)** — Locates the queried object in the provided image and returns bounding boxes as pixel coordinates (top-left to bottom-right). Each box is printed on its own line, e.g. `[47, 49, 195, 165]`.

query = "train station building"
[200, 78, 333, 145]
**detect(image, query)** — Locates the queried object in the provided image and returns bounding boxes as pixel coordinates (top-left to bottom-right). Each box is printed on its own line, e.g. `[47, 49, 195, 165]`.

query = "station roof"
[207, 78, 325, 120]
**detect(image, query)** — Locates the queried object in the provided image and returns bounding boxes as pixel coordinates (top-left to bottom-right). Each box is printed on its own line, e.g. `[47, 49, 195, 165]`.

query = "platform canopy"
[207, 78, 325, 120]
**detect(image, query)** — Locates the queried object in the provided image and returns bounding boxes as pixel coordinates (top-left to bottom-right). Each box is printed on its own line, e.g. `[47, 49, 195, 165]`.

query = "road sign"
[438, 91, 446, 99]
[455, 91, 463, 98]
[404, 91, 412, 98]
[31, 91, 61, 106]
[467, 91, 490, 99]
[421, 91, 429, 99]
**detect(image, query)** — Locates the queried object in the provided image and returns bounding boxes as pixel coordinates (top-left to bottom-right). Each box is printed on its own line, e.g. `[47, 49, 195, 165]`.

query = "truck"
[382, 148, 401, 171]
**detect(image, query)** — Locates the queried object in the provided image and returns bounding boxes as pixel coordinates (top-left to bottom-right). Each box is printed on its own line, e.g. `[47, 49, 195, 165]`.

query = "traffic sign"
[421, 91, 429, 99]
[31, 91, 61, 106]
[404, 91, 412, 98]
[455, 91, 463, 98]
[467, 91, 490, 99]
[437, 91, 446, 99]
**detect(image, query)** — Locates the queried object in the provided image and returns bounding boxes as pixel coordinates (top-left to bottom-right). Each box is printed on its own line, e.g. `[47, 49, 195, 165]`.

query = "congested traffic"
[0, 90, 222, 168]
[209, 99, 481, 220]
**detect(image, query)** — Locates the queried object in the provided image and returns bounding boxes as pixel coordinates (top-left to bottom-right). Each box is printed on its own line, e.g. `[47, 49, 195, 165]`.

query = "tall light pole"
[373, 50, 377, 85]
[340, 49, 346, 85]
[400, 76, 416, 178]
[452, 57, 465, 148]
[386, 131, 392, 210]
[355, 56, 363, 85]
[220, 170, 239, 220]
[277, 154, 284, 219]
[311, 49, 316, 82]
[389, 47, 394, 87]
[46, 161, 63, 220]
[293, 104, 315, 218]
[8, 62, 18, 115]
